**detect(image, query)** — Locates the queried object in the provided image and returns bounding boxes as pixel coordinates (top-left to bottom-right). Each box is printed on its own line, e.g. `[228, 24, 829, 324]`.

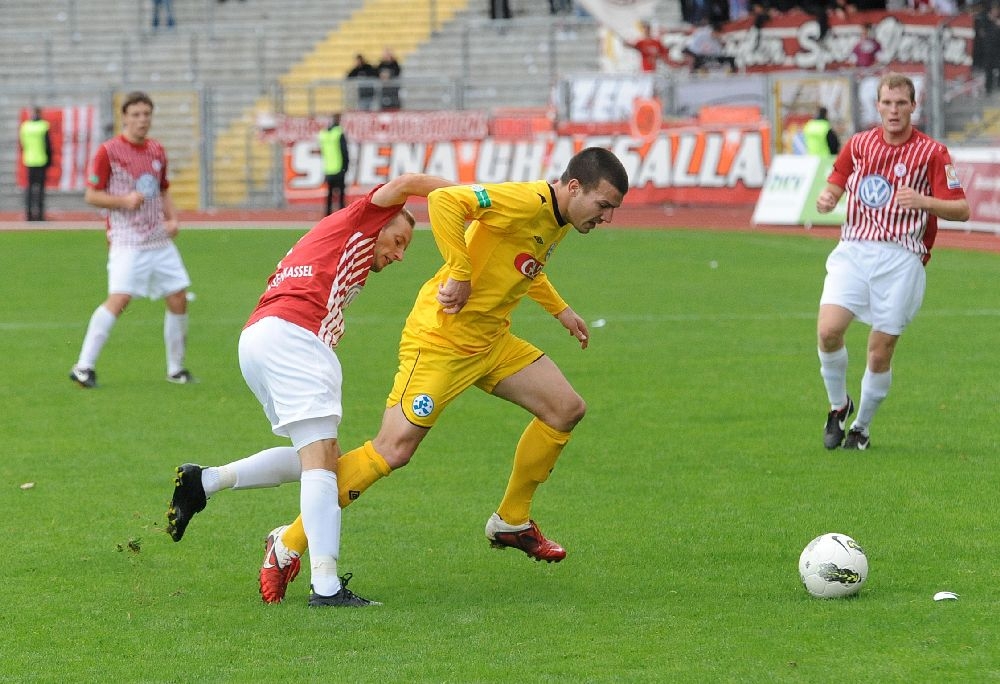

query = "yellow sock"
[280, 441, 391, 555]
[281, 517, 308, 556]
[496, 418, 571, 526]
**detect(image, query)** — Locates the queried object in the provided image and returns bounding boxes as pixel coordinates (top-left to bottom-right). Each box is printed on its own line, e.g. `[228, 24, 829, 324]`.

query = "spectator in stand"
[852, 23, 881, 69]
[489, 0, 512, 19]
[802, 1, 831, 39]
[683, 0, 730, 24]
[19, 106, 52, 222]
[749, 1, 787, 31]
[729, 0, 751, 20]
[977, 2, 1000, 96]
[685, 21, 737, 73]
[627, 22, 670, 73]
[378, 67, 402, 111]
[376, 48, 402, 110]
[377, 48, 401, 80]
[152, 0, 175, 30]
[930, 0, 958, 14]
[829, 0, 858, 18]
[346, 54, 378, 111]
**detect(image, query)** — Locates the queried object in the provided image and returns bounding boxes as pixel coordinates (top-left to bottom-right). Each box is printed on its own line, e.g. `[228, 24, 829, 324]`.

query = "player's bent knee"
[372, 439, 418, 469]
[554, 394, 586, 430]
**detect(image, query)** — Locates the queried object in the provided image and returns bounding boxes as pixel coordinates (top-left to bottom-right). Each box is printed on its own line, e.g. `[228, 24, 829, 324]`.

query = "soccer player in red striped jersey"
[167, 148, 628, 606]
[166, 172, 453, 607]
[259, 147, 628, 586]
[70, 91, 193, 388]
[815, 72, 969, 451]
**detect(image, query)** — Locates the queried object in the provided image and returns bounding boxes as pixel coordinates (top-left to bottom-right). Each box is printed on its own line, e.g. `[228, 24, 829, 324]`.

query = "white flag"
[576, 0, 657, 42]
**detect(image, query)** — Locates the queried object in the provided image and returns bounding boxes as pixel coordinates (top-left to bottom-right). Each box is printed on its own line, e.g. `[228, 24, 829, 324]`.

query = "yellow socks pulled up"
[280, 440, 391, 555]
[496, 418, 571, 526]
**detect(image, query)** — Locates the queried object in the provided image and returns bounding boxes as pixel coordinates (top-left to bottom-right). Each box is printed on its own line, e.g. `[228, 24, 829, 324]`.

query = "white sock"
[200, 446, 301, 497]
[301, 468, 341, 596]
[164, 311, 188, 376]
[818, 346, 849, 408]
[854, 368, 891, 432]
[77, 305, 117, 369]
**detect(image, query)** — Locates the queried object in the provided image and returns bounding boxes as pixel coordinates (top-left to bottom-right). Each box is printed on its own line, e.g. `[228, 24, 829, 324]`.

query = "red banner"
[16, 105, 98, 192]
[279, 112, 771, 206]
[953, 159, 1000, 227]
[655, 10, 973, 77]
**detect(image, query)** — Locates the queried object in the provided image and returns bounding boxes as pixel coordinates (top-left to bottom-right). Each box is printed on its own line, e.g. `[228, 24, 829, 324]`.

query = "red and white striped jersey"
[87, 135, 171, 250]
[828, 126, 965, 262]
[245, 186, 402, 350]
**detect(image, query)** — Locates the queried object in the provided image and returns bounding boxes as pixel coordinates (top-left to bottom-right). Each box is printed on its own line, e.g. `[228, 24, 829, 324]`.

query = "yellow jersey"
[406, 180, 571, 353]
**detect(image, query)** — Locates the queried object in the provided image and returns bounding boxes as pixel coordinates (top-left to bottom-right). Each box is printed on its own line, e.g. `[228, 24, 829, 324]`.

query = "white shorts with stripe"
[820, 240, 926, 336]
[108, 242, 191, 299]
[238, 316, 342, 446]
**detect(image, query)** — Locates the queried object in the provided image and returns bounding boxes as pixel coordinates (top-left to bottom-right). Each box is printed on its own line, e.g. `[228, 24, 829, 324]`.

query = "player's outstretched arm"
[372, 173, 453, 207]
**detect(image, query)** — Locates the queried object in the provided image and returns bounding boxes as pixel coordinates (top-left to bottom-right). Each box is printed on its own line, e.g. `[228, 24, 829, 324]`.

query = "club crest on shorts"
[411, 394, 435, 418]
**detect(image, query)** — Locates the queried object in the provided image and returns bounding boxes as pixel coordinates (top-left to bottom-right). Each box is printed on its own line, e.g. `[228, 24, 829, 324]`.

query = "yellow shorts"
[387, 331, 543, 427]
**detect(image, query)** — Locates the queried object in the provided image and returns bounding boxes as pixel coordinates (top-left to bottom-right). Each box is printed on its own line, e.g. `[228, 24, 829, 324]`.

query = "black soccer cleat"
[823, 397, 854, 449]
[166, 463, 206, 542]
[167, 369, 196, 384]
[69, 366, 97, 389]
[842, 427, 870, 451]
[308, 573, 381, 607]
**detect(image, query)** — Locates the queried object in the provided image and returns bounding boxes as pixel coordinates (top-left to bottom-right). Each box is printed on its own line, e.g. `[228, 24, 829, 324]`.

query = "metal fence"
[2, 8, 998, 212]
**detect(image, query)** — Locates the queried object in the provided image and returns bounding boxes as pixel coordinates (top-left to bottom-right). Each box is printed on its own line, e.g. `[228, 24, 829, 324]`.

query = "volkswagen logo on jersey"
[858, 174, 893, 209]
[514, 253, 543, 279]
[136, 173, 159, 199]
[411, 394, 435, 418]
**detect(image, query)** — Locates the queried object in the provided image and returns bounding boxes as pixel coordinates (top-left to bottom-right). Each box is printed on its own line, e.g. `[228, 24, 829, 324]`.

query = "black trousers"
[325, 172, 347, 215]
[25, 165, 47, 221]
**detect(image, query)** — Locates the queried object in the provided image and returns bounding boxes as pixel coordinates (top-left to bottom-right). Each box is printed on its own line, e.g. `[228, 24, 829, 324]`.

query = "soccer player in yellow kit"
[258, 147, 628, 601]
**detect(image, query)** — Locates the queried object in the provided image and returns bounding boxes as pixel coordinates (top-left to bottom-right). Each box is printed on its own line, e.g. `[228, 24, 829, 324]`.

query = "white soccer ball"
[798, 532, 869, 598]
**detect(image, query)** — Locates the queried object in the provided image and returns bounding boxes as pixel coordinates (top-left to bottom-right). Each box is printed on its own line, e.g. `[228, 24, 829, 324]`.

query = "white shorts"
[108, 243, 191, 299]
[820, 240, 926, 336]
[238, 316, 343, 448]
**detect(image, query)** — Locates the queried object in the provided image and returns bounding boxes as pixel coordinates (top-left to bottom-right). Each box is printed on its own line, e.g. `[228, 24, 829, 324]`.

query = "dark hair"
[817, 106, 828, 119]
[561, 147, 629, 195]
[121, 91, 154, 114]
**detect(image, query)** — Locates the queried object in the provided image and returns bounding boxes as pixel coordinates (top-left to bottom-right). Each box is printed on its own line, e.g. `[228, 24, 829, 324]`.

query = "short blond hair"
[877, 73, 915, 103]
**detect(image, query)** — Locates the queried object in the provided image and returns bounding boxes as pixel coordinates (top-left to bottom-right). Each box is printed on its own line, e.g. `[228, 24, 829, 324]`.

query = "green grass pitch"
[2, 226, 999, 681]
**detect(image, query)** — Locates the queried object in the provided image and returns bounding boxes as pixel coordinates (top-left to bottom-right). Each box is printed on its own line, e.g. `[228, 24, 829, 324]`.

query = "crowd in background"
[680, 0, 973, 25]
[345, 48, 402, 112]
[665, 0, 1000, 89]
